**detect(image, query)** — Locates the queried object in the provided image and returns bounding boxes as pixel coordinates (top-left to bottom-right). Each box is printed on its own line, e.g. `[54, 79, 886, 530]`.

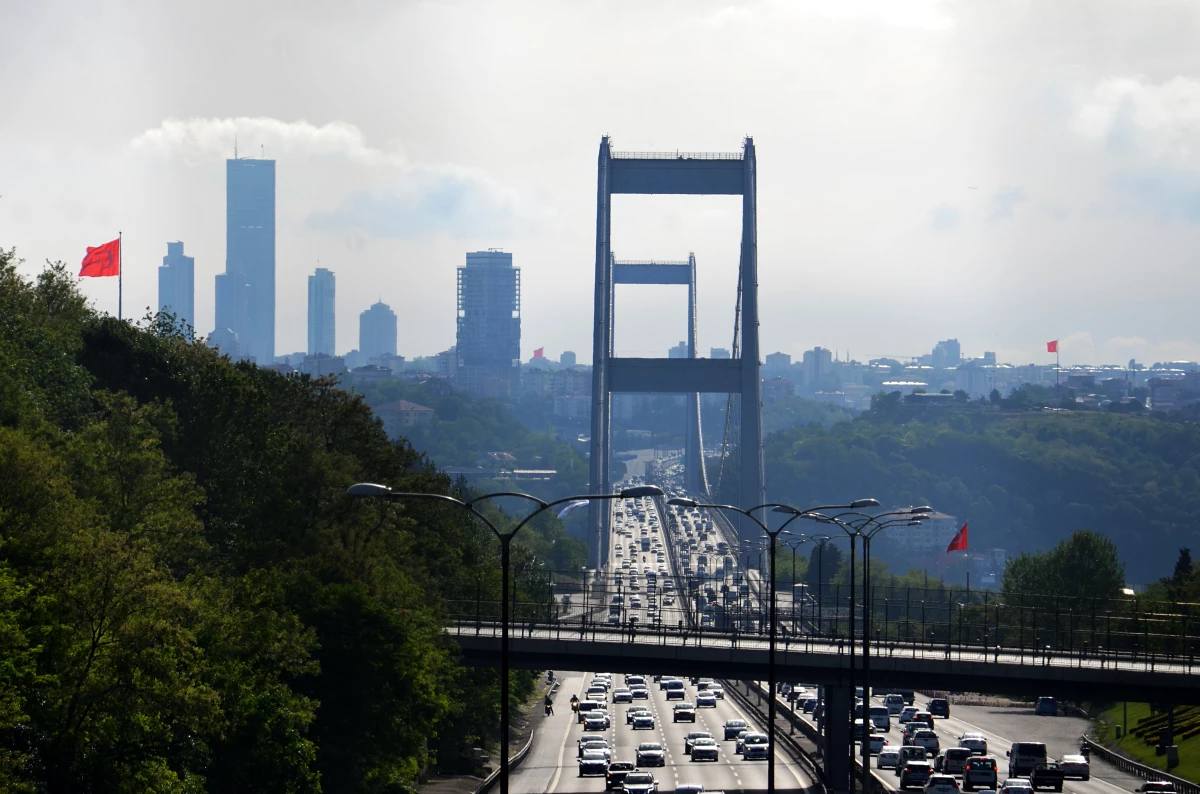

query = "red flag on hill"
[1047, 340, 1058, 354]
[946, 523, 968, 552]
[79, 238, 121, 277]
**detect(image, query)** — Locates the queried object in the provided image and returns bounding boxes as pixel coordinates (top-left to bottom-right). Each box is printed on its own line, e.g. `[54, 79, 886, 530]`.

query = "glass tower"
[307, 267, 336, 356]
[456, 250, 520, 399]
[158, 241, 195, 338]
[214, 157, 275, 363]
[359, 300, 398, 360]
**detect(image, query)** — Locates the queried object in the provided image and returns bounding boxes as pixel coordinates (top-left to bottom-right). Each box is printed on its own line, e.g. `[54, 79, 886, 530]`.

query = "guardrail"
[474, 681, 557, 794]
[1081, 736, 1200, 794]
[723, 678, 827, 794]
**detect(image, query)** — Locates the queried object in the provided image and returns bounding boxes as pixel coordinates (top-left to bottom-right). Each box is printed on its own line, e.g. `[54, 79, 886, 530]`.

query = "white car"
[697, 693, 717, 708]
[900, 706, 920, 723]
[613, 688, 634, 704]
[623, 771, 659, 794]
[1059, 754, 1090, 781]
[925, 774, 961, 794]
[584, 710, 610, 731]
[913, 730, 940, 754]
[631, 685, 650, 699]
[691, 737, 720, 762]
[878, 748, 902, 769]
[869, 734, 889, 755]
[998, 778, 1033, 794]
[633, 714, 656, 730]
[959, 733, 988, 755]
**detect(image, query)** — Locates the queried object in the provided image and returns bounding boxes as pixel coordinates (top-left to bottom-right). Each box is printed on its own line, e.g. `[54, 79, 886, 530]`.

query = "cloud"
[129, 116, 549, 238]
[929, 203, 959, 231]
[1109, 170, 1200, 223]
[1075, 76, 1200, 163]
[989, 186, 1027, 220]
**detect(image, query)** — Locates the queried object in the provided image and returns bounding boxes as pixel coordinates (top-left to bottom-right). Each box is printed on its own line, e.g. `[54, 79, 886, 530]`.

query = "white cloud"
[700, 0, 955, 31]
[1075, 76, 1200, 162]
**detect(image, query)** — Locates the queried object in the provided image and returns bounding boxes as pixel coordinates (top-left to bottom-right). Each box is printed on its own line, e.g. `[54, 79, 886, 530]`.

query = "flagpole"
[118, 231, 123, 321]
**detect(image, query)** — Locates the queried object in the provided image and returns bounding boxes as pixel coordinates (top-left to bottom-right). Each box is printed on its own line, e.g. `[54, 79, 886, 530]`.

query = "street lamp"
[796, 507, 927, 794]
[348, 482, 664, 794]
[669, 496, 875, 794]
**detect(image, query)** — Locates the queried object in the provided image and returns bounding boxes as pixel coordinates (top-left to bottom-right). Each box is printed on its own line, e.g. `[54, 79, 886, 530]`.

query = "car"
[735, 731, 750, 753]
[584, 710, 611, 731]
[578, 738, 611, 759]
[673, 786, 705, 794]
[896, 746, 930, 775]
[878, 748, 902, 769]
[684, 732, 713, 754]
[999, 779, 1034, 794]
[605, 760, 635, 790]
[913, 730, 940, 754]
[742, 733, 770, 760]
[927, 698, 951, 718]
[577, 700, 604, 723]
[633, 714, 655, 730]
[613, 688, 634, 704]
[697, 693, 717, 708]
[709, 684, 725, 699]
[904, 721, 934, 745]
[658, 676, 676, 690]
[900, 706, 921, 723]
[1137, 784, 1177, 794]
[802, 697, 819, 714]
[627, 707, 652, 724]
[926, 773, 962, 794]
[1007, 742, 1049, 779]
[673, 703, 697, 722]
[959, 733, 988, 755]
[623, 771, 659, 794]
[579, 750, 610, 777]
[869, 734, 889, 755]
[964, 757, 999, 791]
[626, 675, 646, 686]
[1034, 697, 1057, 716]
[936, 748, 973, 775]
[914, 710, 936, 726]
[665, 680, 686, 700]
[723, 719, 748, 740]
[632, 686, 650, 700]
[900, 761, 934, 790]
[691, 738, 720, 762]
[636, 742, 666, 767]
[870, 706, 893, 732]
[885, 694, 907, 714]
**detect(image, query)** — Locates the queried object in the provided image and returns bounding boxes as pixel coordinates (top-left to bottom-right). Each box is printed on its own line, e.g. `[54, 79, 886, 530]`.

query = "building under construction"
[456, 250, 521, 400]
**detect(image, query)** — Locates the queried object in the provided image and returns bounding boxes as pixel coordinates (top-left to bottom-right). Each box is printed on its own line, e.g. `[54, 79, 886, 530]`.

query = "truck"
[1007, 742, 1064, 792]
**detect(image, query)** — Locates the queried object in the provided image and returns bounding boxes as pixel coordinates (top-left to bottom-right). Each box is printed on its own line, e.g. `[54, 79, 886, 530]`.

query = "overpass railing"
[440, 575, 1200, 671]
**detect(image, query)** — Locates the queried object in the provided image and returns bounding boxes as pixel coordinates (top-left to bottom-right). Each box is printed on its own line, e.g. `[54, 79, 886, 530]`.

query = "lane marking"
[547, 672, 592, 794]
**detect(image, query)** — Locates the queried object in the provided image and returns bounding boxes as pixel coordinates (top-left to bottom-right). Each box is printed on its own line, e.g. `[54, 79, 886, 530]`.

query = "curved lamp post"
[668, 497, 877, 794]
[348, 482, 664, 794]
[794, 507, 928, 793]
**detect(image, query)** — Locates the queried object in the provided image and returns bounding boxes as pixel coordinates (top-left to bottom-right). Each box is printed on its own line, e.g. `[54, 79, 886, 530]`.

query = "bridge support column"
[823, 684, 852, 793]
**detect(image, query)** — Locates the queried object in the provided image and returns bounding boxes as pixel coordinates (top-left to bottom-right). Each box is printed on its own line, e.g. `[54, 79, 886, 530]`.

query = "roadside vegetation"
[0, 249, 574, 793]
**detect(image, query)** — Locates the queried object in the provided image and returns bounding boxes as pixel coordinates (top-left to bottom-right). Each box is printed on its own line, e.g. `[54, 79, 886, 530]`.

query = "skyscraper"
[158, 241, 194, 338]
[213, 157, 275, 363]
[359, 300, 398, 360]
[307, 267, 336, 356]
[456, 250, 520, 399]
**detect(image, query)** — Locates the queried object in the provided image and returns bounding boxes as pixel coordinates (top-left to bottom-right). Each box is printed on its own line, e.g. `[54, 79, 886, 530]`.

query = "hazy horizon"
[4, 0, 1199, 368]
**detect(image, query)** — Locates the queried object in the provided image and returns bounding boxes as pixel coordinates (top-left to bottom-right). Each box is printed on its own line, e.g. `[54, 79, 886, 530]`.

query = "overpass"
[449, 620, 1200, 704]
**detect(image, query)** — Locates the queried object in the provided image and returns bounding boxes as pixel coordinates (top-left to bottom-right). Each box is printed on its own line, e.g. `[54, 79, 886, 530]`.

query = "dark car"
[935, 748, 972, 775]
[927, 698, 951, 718]
[964, 757, 999, 791]
[1034, 697, 1057, 716]
[673, 703, 697, 723]
[900, 761, 934, 790]
[684, 731, 712, 754]
[605, 761, 635, 790]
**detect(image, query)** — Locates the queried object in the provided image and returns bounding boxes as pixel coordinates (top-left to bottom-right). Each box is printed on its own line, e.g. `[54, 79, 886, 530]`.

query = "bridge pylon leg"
[823, 684, 852, 793]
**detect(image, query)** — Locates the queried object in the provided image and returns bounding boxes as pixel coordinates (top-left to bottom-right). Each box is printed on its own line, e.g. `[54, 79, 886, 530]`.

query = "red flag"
[946, 523, 968, 553]
[1047, 340, 1058, 354]
[533, 347, 544, 359]
[79, 239, 120, 277]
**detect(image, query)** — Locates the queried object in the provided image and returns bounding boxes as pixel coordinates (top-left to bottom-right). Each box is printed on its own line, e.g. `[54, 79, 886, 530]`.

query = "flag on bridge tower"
[946, 522, 969, 553]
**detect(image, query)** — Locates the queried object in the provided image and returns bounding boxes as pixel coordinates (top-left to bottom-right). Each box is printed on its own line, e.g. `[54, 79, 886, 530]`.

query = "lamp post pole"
[799, 508, 928, 794]
[348, 482, 664, 794]
[670, 498, 875, 794]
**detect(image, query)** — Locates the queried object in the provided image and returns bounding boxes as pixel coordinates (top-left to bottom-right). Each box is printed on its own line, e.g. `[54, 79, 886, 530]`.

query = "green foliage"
[0, 248, 531, 792]
[765, 408, 1200, 581]
[763, 395, 853, 435]
[1001, 530, 1125, 600]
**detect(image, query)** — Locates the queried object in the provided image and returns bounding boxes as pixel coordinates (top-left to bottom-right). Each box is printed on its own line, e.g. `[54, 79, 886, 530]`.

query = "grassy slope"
[1095, 702, 1200, 783]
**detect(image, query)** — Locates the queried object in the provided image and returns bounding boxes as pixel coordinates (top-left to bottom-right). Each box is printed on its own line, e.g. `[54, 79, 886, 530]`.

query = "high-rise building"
[561, 350, 577, 367]
[456, 250, 520, 399]
[307, 267, 335, 356]
[803, 346, 833, 390]
[764, 351, 791, 379]
[710, 347, 731, 359]
[932, 338, 962, 368]
[158, 241, 194, 338]
[668, 341, 688, 359]
[359, 300, 398, 361]
[213, 157, 275, 363]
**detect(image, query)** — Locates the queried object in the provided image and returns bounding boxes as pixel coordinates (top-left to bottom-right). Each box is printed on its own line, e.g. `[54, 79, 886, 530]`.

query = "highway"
[509, 490, 815, 793]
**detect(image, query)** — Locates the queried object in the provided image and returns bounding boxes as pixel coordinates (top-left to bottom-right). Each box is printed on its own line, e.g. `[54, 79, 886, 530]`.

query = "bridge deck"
[448, 620, 1200, 703]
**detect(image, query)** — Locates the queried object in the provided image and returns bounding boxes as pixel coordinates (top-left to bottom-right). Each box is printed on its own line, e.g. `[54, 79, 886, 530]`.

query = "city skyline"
[7, 2, 1200, 368]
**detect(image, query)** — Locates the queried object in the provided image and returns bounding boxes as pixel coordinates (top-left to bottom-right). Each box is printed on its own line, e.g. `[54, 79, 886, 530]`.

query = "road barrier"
[1081, 736, 1200, 794]
[474, 682, 557, 794]
[723, 678, 827, 793]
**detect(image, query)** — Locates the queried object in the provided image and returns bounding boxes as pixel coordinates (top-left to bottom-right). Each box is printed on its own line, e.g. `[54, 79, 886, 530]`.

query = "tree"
[1173, 548, 1193, 585]
[1001, 530, 1125, 601]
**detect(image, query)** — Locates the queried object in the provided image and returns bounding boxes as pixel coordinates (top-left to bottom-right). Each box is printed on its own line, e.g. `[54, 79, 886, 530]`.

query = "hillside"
[764, 409, 1200, 583]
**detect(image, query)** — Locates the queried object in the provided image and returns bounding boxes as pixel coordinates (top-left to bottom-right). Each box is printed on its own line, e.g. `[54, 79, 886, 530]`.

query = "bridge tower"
[609, 253, 708, 496]
[589, 137, 765, 567]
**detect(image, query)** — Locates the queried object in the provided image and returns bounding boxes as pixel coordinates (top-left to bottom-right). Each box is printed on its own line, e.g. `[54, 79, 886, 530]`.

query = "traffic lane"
[511, 671, 592, 794]
[923, 703, 1144, 794]
[643, 678, 747, 793]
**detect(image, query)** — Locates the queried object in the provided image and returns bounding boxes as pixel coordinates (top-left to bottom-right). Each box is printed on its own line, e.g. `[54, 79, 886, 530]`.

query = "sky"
[2, 0, 1199, 367]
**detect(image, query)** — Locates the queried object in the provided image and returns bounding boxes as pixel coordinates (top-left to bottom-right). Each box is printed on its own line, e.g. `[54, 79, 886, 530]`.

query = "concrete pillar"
[824, 684, 852, 793]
